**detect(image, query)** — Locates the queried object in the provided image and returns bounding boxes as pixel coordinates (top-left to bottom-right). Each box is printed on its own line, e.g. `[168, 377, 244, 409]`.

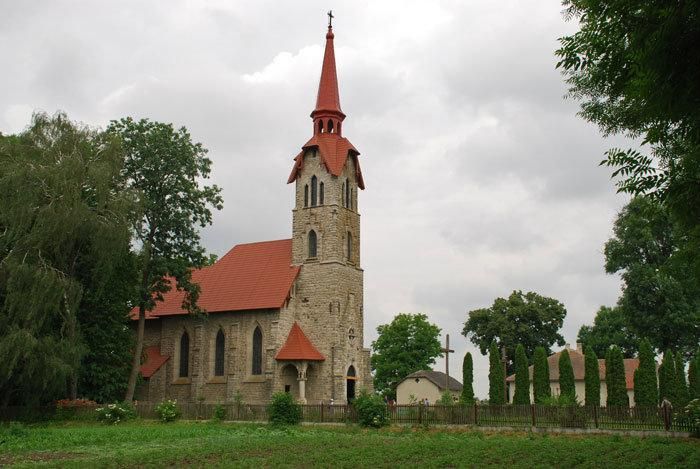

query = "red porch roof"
[140, 346, 169, 378]
[275, 322, 325, 361]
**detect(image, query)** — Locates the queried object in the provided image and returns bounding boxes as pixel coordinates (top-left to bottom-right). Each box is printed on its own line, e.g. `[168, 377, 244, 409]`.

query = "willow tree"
[108, 118, 223, 402]
[0, 113, 131, 405]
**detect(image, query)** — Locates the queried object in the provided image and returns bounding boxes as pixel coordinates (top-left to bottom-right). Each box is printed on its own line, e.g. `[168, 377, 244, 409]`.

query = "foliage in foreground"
[584, 346, 600, 406]
[513, 344, 530, 405]
[96, 402, 136, 425]
[353, 390, 389, 428]
[154, 399, 180, 423]
[268, 392, 302, 426]
[460, 352, 475, 404]
[558, 349, 575, 401]
[488, 342, 505, 405]
[532, 346, 551, 404]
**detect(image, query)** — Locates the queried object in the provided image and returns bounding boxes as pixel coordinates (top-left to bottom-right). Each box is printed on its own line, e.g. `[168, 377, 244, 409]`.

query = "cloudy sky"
[2, 0, 632, 398]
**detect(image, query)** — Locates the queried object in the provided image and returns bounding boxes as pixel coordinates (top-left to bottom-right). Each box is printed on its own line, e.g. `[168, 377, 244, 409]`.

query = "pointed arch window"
[308, 230, 317, 258]
[304, 185, 309, 207]
[318, 120, 324, 134]
[311, 175, 318, 206]
[179, 331, 190, 378]
[345, 178, 350, 209]
[252, 326, 263, 375]
[347, 232, 353, 261]
[214, 329, 225, 376]
[319, 182, 324, 205]
[341, 182, 346, 207]
[328, 120, 334, 133]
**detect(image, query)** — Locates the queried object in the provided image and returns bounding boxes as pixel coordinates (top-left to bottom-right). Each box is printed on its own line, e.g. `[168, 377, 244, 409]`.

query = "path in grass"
[0, 421, 698, 468]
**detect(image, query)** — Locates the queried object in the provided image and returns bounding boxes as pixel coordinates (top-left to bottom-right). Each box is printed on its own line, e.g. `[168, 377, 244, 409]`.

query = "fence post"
[418, 403, 423, 425]
[531, 404, 536, 427]
[473, 403, 478, 426]
[593, 405, 598, 429]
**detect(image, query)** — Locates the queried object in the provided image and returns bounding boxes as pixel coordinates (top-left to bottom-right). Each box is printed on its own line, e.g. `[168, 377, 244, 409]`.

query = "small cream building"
[396, 371, 462, 405]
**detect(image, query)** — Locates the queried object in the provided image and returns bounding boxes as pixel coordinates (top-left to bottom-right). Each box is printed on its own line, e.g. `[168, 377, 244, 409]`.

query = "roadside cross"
[442, 334, 455, 392]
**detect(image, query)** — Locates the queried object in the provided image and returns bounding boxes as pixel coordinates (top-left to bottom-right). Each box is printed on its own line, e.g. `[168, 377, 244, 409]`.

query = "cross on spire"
[442, 334, 455, 391]
[327, 10, 334, 28]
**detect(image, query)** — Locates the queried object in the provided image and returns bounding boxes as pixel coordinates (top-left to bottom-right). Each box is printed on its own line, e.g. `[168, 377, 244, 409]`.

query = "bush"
[55, 398, 98, 421]
[96, 402, 135, 425]
[268, 392, 302, 426]
[353, 390, 389, 428]
[0, 422, 29, 439]
[213, 404, 226, 421]
[154, 399, 181, 423]
[541, 394, 586, 428]
[675, 398, 700, 437]
[438, 390, 454, 406]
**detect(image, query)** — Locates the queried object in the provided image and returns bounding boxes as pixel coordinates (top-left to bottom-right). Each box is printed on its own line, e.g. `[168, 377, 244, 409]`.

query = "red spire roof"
[312, 26, 344, 119]
[275, 322, 325, 361]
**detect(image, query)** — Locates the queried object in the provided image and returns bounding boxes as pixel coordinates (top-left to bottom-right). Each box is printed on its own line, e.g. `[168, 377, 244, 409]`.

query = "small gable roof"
[275, 322, 325, 361]
[403, 370, 463, 392]
[287, 134, 365, 189]
[140, 346, 169, 378]
[133, 239, 300, 318]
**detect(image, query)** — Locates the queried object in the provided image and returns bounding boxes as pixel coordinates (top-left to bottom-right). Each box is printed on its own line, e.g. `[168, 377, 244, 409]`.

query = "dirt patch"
[0, 451, 81, 465]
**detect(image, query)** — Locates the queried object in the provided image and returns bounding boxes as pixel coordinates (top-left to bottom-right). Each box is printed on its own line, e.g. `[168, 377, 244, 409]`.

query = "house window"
[252, 326, 263, 375]
[214, 329, 225, 376]
[311, 175, 318, 206]
[179, 331, 190, 378]
[308, 230, 317, 258]
[319, 182, 324, 205]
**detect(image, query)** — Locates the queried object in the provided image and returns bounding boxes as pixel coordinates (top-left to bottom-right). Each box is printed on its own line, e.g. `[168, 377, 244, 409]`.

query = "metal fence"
[0, 403, 694, 433]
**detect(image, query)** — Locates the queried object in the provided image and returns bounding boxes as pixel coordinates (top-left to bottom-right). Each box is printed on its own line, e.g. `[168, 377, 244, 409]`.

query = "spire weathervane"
[327, 10, 334, 28]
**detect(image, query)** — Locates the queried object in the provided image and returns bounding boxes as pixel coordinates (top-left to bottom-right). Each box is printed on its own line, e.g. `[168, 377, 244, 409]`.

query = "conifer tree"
[558, 349, 576, 400]
[633, 339, 658, 407]
[689, 349, 700, 400]
[605, 346, 628, 406]
[488, 342, 505, 404]
[532, 346, 551, 404]
[658, 349, 676, 404]
[460, 352, 475, 404]
[584, 345, 600, 406]
[674, 354, 689, 408]
[513, 344, 530, 405]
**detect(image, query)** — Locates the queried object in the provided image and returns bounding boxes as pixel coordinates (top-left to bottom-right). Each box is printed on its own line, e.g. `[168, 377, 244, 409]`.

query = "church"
[135, 21, 372, 405]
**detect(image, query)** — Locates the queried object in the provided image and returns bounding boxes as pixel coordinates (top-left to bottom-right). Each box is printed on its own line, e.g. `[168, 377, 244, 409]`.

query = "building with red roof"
[135, 17, 371, 405]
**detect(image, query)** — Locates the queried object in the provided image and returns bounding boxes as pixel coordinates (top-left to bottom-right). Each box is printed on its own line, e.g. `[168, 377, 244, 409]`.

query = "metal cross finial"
[327, 10, 334, 28]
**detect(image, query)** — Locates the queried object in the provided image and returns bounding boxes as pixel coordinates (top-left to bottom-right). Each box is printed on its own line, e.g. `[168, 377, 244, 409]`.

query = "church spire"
[311, 13, 345, 135]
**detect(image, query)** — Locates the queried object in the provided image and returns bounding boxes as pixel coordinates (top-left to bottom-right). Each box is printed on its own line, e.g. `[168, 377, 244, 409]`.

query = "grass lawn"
[0, 421, 698, 468]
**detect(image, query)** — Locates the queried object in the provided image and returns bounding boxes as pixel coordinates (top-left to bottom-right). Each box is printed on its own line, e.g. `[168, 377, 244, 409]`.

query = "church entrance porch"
[278, 361, 312, 404]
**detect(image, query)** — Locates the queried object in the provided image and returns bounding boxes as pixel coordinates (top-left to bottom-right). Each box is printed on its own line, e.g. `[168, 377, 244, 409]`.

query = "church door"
[346, 366, 356, 402]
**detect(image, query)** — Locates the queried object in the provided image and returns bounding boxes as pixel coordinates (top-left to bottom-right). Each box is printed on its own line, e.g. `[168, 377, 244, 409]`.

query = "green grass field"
[0, 421, 698, 468]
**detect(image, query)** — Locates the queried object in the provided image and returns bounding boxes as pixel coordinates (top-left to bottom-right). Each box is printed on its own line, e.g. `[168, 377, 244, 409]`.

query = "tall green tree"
[513, 344, 530, 405]
[107, 118, 223, 402]
[488, 342, 505, 405]
[370, 313, 442, 399]
[658, 349, 676, 404]
[463, 290, 566, 373]
[0, 112, 132, 405]
[674, 354, 689, 408]
[689, 349, 700, 400]
[558, 349, 575, 401]
[460, 352, 474, 404]
[584, 345, 600, 406]
[577, 306, 638, 358]
[556, 0, 700, 277]
[605, 346, 628, 407]
[532, 346, 551, 404]
[633, 339, 658, 407]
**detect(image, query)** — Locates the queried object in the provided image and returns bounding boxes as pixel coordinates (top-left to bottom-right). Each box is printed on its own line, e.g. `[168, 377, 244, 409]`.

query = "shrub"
[584, 345, 600, 406]
[55, 398, 98, 421]
[533, 347, 551, 404]
[675, 398, 700, 437]
[513, 344, 530, 405]
[675, 354, 690, 408]
[154, 399, 181, 423]
[634, 339, 658, 406]
[96, 402, 135, 425]
[460, 352, 475, 404]
[558, 349, 575, 400]
[0, 422, 29, 439]
[488, 342, 505, 404]
[353, 390, 389, 428]
[658, 349, 676, 404]
[542, 394, 586, 428]
[438, 390, 454, 406]
[213, 404, 226, 421]
[605, 346, 628, 407]
[268, 392, 302, 426]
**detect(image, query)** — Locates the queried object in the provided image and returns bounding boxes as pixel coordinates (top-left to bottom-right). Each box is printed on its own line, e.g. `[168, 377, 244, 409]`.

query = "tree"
[0, 112, 132, 405]
[605, 347, 628, 407]
[689, 350, 700, 400]
[370, 313, 442, 399]
[488, 342, 505, 404]
[460, 352, 474, 404]
[577, 306, 638, 358]
[584, 345, 600, 407]
[602, 197, 699, 358]
[633, 339, 658, 407]
[556, 1, 700, 275]
[513, 344, 530, 405]
[658, 350, 676, 404]
[674, 354, 689, 408]
[532, 346, 551, 404]
[107, 118, 223, 402]
[558, 349, 575, 401]
[463, 290, 566, 373]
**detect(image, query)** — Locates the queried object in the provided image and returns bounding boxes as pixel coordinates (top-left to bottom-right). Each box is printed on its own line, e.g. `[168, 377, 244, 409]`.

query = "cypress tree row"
[533, 346, 551, 404]
[558, 349, 576, 401]
[584, 345, 600, 406]
[605, 346, 628, 407]
[674, 354, 689, 408]
[488, 342, 505, 404]
[689, 350, 700, 399]
[513, 344, 530, 405]
[658, 349, 676, 404]
[461, 352, 475, 404]
[633, 339, 658, 407]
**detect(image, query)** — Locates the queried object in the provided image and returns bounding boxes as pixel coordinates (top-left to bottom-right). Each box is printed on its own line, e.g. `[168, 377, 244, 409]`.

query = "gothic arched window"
[345, 178, 350, 209]
[304, 185, 309, 207]
[214, 329, 225, 376]
[319, 182, 324, 205]
[328, 120, 334, 133]
[311, 175, 318, 206]
[252, 326, 263, 375]
[347, 232, 353, 261]
[308, 230, 317, 258]
[179, 331, 190, 378]
[341, 182, 346, 207]
[318, 120, 324, 134]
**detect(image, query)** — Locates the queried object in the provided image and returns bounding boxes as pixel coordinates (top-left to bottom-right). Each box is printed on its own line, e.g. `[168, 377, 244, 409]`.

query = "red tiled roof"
[312, 26, 343, 118]
[140, 346, 169, 378]
[132, 239, 300, 318]
[506, 349, 641, 390]
[275, 322, 325, 361]
[287, 134, 365, 189]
